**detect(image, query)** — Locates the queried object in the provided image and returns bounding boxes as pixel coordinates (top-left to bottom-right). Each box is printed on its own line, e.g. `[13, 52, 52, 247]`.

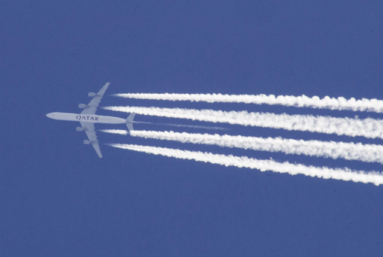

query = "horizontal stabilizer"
[127, 113, 135, 122]
[126, 113, 136, 132]
[127, 123, 134, 131]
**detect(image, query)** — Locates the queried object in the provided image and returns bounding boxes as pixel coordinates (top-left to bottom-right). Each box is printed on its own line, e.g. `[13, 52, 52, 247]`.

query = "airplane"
[46, 82, 135, 158]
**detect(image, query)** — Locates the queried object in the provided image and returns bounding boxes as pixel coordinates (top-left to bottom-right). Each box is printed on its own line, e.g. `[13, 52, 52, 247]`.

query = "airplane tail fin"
[126, 113, 136, 132]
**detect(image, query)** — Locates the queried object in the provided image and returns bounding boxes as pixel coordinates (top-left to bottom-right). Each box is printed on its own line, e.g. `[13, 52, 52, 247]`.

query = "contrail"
[114, 93, 383, 113]
[100, 129, 383, 164]
[154, 122, 227, 130]
[104, 120, 226, 130]
[103, 106, 383, 139]
[108, 143, 383, 186]
[100, 129, 128, 135]
[131, 120, 225, 129]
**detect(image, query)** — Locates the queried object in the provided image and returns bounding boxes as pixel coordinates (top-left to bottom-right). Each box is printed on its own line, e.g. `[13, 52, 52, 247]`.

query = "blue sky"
[1, 1, 383, 256]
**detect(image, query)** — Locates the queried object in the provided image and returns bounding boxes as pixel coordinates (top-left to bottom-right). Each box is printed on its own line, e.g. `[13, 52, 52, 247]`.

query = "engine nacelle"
[88, 92, 96, 97]
[78, 103, 87, 108]
[76, 127, 84, 131]
[84, 140, 91, 145]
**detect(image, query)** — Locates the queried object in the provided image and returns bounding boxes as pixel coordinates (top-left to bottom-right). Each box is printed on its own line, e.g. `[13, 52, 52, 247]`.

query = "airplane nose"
[46, 113, 53, 118]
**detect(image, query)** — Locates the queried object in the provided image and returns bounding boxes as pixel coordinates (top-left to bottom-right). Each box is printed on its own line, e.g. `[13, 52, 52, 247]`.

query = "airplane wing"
[81, 121, 103, 158]
[81, 82, 110, 115]
[79, 82, 110, 158]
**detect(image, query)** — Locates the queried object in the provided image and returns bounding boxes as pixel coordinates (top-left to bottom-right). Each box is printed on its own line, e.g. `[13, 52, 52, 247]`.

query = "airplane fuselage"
[46, 112, 125, 124]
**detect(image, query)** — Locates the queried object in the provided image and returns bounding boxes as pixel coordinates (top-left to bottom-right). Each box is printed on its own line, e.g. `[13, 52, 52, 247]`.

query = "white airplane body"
[46, 112, 126, 124]
[46, 82, 135, 158]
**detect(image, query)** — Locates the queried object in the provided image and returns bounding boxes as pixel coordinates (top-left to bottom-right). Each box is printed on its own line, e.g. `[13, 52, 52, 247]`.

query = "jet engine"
[88, 92, 96, 97]
[76, 127, 84, 131]
[84, 140, 91, 145]
[78, 103, 87, 108]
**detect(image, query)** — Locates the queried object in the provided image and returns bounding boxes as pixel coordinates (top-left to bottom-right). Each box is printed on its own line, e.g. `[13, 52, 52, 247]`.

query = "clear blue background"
[1, 1, 383, 256]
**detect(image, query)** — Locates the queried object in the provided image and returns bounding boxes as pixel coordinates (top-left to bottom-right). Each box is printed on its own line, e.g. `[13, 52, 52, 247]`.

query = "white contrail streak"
[100, 129, 128, 135]
[108, 144, 383, 186]
[103, 106, 383, 139]
[155, 122, 227, 130]
[100, 129, 383, 164]
[114, 93, 383, 113]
